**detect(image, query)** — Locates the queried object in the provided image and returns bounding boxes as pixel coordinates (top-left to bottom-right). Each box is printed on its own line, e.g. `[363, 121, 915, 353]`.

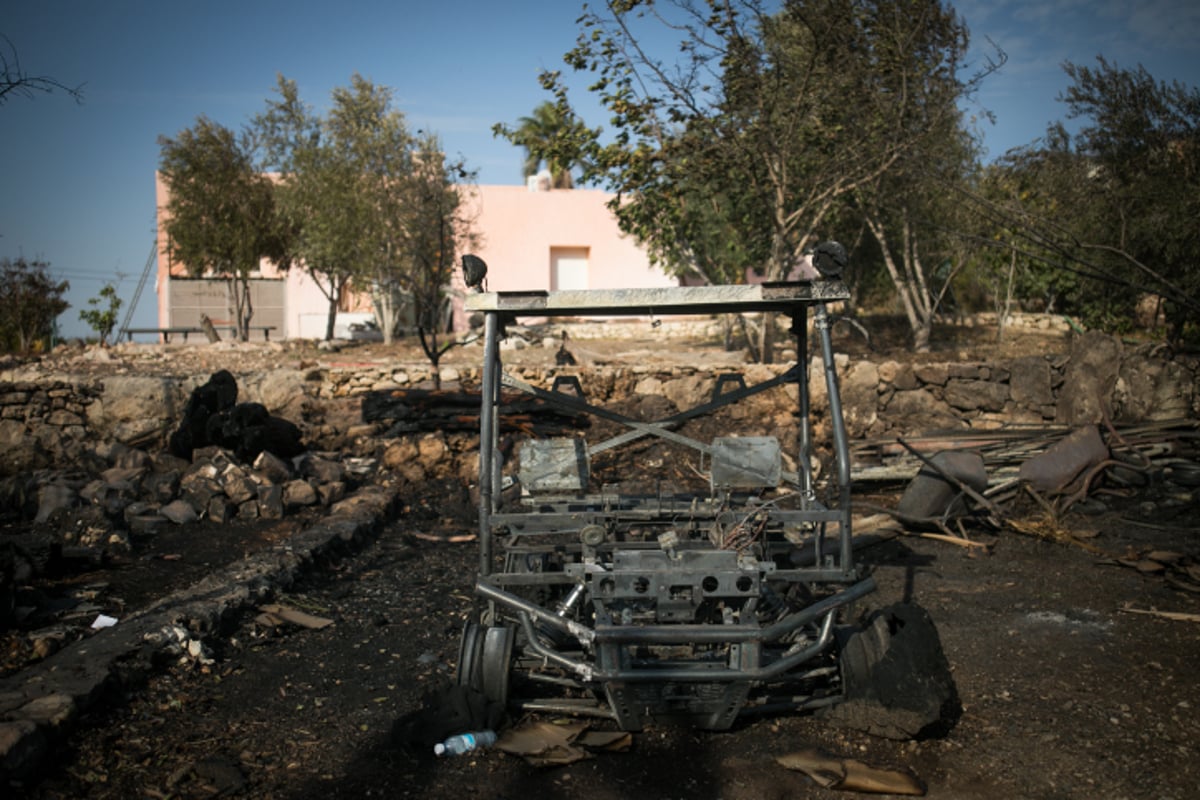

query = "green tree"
[959, 59, 1200, 340]
[850, 107, 981, 351]
[1056, 58, 1200, 340]
[158, 116, 291, 341]
[0, 257, 69, 352]
[539, 0, 992, 360]
[79, 282, 122, 346]
[830, 0, 998, 351]
[256, 75, 378, 341]
[258, 74, 477, 358]
[960, 160, 1080, 331]
[398, 132, 478, 385]
[495, 100, 589, 188]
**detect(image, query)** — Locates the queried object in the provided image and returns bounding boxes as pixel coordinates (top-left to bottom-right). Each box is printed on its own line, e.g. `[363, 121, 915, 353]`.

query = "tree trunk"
[229, 276, 253, 342]
[325, 291, 339, 341]
[864, 211, 933, 353]
[997, 249, 1017, 343]
[419, 327, 442, 390]
[371, 283, 400, 345]
[913, 318, 932, 352]
[757, 313, 776, 364]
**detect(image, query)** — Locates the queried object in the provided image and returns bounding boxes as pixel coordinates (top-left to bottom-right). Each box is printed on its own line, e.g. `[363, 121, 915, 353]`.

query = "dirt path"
[17, 494, 1198, 800]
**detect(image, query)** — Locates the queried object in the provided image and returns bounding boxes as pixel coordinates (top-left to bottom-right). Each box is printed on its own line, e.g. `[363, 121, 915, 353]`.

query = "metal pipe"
[792, 308, 814, 500]
[513, 699, 617, 720]
[586, 365, 802, 457]
[502, 373, 714, 456]
[478, 312, 500, 576]
[738, 693, 844, 718]
[815, 304, 854, 574]
[593, 609, 837, 683]
[476, 580, 596, 645]
[518, 612, 594, 681]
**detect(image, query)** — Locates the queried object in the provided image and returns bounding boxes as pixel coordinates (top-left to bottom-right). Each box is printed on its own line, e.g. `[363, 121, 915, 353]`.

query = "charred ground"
[2, 318, 1198, 799]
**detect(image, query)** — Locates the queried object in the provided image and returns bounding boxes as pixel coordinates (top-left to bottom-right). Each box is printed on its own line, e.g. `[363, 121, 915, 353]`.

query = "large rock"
[416, 433, 449, 473]
[88, 376, 181, 443]
[243, 369, 309, 420]
[283, 479, 318, 509]
[879, 389, 963, 434]
[35, 483, 78, 523]
[943, 379, 1008, 412]
[382, 439, 419, 471]
[633, 376, 664, 396]
[1056, 332, 1122, 426]
[219, 464, 257, 505]
[160, 499, 198, 525]
[0, 419, 42, 476]
[296, 453, 345, 484]
[660, 375, 714, 411]
[252, 450, 292, 483]
[1114, 353, 1194, 422]
[1009, 356, 1055, 410]
[840, 361, 880, 437]
[878, 360, 918, 391]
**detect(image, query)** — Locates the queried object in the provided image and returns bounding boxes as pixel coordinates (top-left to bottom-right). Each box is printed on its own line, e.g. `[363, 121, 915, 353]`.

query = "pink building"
[154, 174, 676, 340]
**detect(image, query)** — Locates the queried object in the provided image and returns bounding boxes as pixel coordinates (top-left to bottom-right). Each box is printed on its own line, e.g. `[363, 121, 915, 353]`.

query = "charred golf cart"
[455, 251, 952, 734]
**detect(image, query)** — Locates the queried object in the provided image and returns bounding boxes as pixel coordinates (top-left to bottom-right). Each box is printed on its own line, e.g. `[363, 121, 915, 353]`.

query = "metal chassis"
[464, 282, 874, 729]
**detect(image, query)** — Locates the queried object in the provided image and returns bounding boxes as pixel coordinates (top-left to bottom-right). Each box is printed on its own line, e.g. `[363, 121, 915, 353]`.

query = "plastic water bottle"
[433, 730, 497, 756]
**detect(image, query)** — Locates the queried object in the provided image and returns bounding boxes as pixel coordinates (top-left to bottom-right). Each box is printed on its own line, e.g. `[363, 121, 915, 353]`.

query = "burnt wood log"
[362, 389, 588, 436]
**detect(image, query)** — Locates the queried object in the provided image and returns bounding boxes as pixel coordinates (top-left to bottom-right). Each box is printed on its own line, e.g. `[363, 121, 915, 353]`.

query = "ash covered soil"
[5, 322, 1200, 799]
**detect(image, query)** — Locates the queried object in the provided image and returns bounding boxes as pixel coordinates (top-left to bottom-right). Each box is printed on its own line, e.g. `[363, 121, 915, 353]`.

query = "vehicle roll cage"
[461, 280, 873, 730]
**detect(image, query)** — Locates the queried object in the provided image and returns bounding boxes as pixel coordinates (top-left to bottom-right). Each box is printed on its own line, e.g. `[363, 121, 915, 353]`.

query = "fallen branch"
[911, 532, 992, 549]
[411, 531, 477, 544]
[1118, 606, 1200, 624]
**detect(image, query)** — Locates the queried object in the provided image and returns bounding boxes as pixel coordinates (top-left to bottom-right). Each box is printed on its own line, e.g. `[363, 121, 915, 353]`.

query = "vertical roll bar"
[790, 308, 814, 504]
[814, 304, 854, 576]
[478, 311, 500, 576]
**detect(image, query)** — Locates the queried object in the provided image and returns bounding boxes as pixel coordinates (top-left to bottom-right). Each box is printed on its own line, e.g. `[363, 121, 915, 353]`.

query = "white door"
[552, 247, 589, 290]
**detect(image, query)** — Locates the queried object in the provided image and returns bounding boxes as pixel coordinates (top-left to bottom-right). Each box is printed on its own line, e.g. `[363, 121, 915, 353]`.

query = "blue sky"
[3, 1, 1197, 338]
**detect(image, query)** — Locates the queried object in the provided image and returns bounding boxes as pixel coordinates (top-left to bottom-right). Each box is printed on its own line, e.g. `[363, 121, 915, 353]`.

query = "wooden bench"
[121, 326, 278, 343]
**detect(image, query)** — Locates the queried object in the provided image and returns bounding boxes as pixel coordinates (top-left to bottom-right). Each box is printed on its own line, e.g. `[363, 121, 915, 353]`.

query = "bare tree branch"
[0, 34, 84, 106]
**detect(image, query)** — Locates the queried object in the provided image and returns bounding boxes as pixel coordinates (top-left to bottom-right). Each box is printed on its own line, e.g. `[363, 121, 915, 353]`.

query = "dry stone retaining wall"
[1, 332, 1196, 479]
[0, 380, 101, 474]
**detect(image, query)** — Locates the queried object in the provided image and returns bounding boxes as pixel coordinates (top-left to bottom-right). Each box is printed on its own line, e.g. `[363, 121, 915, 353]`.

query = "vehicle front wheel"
[824, 602, 960, 740]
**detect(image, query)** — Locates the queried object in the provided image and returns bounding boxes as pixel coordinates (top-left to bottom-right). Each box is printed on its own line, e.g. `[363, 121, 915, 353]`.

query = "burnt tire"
[455, 621, 513, 708]
[824, 602, 960, 740]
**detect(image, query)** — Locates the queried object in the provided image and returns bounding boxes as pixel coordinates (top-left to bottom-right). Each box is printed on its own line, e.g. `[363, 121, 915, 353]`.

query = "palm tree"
[510, 101, 584, 189]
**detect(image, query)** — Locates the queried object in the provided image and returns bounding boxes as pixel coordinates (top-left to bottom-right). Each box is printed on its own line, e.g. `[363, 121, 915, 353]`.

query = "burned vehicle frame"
[457, 276, 881, 731]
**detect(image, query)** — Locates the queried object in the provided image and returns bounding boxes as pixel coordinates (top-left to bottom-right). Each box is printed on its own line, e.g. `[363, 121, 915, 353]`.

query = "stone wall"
[1, 331, 1195, 479]
[0, 380, 101, 474]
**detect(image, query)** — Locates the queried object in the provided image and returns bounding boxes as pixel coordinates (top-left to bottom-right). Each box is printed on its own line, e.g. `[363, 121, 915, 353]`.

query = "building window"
[551, 247, 589, 291]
